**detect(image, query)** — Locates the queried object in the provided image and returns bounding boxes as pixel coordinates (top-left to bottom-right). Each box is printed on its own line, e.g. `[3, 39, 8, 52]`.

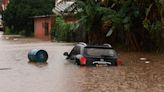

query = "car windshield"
[84, 47, 116, 57]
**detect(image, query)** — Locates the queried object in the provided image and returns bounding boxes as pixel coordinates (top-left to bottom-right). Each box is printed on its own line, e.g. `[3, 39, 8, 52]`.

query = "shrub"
[51, 16, 78, 42]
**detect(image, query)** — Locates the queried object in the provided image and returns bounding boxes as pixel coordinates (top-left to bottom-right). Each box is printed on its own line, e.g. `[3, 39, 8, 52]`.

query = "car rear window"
[84, 47, 116, 57]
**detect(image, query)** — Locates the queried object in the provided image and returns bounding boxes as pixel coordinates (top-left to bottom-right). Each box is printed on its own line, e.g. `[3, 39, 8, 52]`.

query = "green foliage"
[104, 0, 140, 33]
[76, 0, 140, 35]
[76, 0, 99, 32]
[76, 0, 141, 46]
[143, 20, 162, 32]
[18, 30, 26, 36]
[3, 0, 54, 36]
[142, 0, 163, 50]
[51, 16, 78, 41]
[57, 0, 163, 51]
[3, 26, 14, 35]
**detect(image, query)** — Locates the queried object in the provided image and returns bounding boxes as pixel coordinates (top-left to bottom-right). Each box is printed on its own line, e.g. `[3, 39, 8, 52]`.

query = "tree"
[3, 0, 54, 36]
[76, 0, 110, 44]
[76, 0, 163, 51]
[137, 0, 163, 51]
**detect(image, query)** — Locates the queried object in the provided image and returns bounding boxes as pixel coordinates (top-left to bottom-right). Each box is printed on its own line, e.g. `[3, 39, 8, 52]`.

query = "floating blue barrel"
[28, 49, 48, 62]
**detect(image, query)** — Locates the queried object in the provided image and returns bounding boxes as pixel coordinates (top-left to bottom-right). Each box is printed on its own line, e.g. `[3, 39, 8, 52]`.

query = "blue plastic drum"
[28, 49, 48, 62]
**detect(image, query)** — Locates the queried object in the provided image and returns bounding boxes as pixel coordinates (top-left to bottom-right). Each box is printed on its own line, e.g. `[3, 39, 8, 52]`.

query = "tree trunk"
[88, 13, 105, 44]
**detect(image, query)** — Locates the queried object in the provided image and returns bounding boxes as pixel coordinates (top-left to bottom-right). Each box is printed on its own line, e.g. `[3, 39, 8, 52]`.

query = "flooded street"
[0, 31, 164, 92]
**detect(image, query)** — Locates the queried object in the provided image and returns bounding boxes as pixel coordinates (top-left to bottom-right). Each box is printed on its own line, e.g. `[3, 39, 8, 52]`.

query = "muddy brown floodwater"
[0, 32, 164, 92]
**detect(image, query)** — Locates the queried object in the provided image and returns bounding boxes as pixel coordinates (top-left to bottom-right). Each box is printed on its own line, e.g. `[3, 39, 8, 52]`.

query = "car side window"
[69, 46, 81, 57]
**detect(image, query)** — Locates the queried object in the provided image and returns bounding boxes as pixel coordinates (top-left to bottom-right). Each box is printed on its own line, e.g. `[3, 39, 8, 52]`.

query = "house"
[33, 0, 77, 40]
[0, 0, 9, 11]
[34, 15, 55, 40]
[52, 0, 87, 42]
[52, 0, 78, 22]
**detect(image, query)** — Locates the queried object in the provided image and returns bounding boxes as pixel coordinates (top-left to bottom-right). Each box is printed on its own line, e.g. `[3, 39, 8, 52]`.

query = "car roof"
[76, 42, 113, 49]
[85, 45, 113, 49]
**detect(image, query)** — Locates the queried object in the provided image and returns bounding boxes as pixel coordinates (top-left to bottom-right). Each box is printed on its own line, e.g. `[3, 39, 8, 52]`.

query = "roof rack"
[79, 42, 87, 46]
[103, 43, 112, 48]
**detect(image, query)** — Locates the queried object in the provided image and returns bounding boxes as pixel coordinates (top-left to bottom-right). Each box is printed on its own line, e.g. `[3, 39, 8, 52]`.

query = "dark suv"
[63, 42, 121, 66]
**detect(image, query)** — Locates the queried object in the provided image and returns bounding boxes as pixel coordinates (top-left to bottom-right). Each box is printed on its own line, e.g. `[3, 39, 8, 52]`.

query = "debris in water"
[5, 37, 9, 39]
[13, 38, 18, 40]
[145, 61, 150, 64]
[140, 58, 147, 61]
[140, 57, 151, 64]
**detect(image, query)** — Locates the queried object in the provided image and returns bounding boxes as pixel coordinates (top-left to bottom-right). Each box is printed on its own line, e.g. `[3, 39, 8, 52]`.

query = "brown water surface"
[0, 32, 164, 92]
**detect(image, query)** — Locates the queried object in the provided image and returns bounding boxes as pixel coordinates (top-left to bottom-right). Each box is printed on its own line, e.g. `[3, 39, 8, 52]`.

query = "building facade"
[34, 15, 55, 40]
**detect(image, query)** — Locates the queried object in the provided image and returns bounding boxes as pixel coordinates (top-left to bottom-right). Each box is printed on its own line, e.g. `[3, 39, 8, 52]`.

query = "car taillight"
[80, 56, 87, 65]
[116, 58, 122, 65]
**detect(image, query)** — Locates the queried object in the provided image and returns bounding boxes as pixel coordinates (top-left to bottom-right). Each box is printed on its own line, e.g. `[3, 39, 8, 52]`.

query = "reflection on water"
[28, 61, 48, 68]
[0, 31, 164, 92]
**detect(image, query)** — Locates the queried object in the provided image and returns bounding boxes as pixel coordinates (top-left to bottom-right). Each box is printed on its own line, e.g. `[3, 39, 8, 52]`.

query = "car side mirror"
[63, 52, 69, 56]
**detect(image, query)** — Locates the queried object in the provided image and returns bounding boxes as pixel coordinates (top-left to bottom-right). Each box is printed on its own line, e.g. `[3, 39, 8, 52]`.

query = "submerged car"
[63, 42, 121, 66]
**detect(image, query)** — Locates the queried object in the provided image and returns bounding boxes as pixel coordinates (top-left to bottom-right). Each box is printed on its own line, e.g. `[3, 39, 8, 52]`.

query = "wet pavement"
[0, 32, 164, 92]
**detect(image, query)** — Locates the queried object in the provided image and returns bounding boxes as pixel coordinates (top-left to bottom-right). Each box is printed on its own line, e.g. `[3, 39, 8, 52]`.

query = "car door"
[69, 46, 81, 60]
